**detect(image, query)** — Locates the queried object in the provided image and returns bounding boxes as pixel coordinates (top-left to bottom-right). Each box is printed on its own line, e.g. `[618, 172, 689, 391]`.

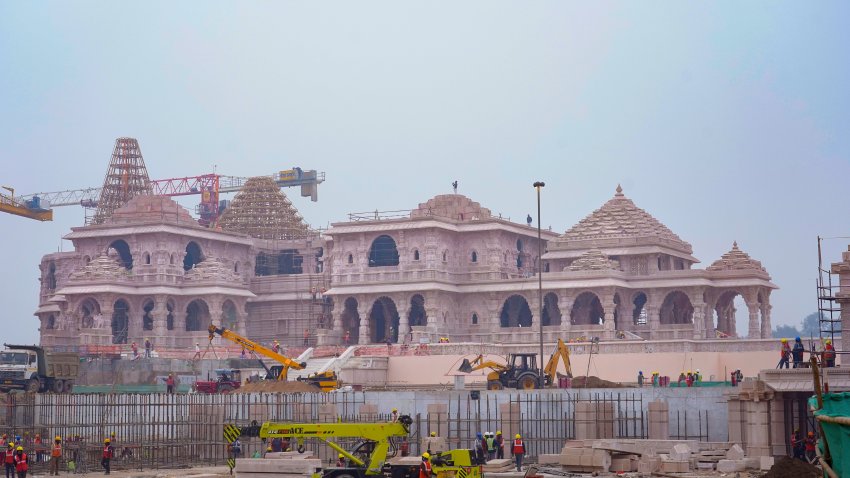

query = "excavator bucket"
[458, 359, 473, 373]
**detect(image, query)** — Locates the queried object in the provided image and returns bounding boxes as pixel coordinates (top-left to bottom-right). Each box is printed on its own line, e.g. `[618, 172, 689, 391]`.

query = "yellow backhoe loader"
[458, 338, 572, 390]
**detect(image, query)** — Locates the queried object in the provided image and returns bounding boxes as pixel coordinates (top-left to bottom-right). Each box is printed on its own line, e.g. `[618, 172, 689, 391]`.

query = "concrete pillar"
[397, 296, 411, 342]
[745, 400, 770, 457]
[152, 296, 168, 337]
[597, 402, 615, 439]
[559, 295, 574, 336]
[727, 399, 744, 445]
[648, 401, 669, 440]
[769, 395, 786, 456]
[746, 301, 760, 339]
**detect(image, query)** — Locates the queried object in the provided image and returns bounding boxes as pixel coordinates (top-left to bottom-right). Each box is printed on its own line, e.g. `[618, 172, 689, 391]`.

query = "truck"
[193, 368, 242, 394]
[0, 344, 80, 393]
[229, 415, 481, 478]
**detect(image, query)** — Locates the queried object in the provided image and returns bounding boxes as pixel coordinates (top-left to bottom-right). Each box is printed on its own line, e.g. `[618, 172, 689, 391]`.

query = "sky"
[1, 2, 849, 345]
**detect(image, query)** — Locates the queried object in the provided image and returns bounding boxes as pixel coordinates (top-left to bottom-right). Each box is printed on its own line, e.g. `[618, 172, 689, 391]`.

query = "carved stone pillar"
[397, 296, 411, 343]
[646, 291, 662, 340]
[208, 297, 224, 328]
[691, 299, 706, 340]
[100, 301, 115, 346]
[746, 301, 760, 339]
[560, 294, 574, 335]
[602, 296, 616, 340]
[760, 304, 773, 339]
[152, 296, 169, 337]
[358, 298, 371, 344]
[237, 302, 248, 336]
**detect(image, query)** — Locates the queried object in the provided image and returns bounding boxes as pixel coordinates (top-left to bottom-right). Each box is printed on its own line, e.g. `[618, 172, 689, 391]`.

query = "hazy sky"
[2, 2, 849, 345]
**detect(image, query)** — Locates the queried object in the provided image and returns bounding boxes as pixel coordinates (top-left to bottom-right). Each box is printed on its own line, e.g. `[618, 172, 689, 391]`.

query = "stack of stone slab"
[480, 459, 514, 472]
[236, 456, 323, 478]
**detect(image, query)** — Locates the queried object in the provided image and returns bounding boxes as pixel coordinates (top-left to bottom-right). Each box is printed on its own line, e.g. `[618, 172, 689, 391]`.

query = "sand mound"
[762, 456, 820, 478]
[236, 381, 322, 393]
[570, 376, 626, 388]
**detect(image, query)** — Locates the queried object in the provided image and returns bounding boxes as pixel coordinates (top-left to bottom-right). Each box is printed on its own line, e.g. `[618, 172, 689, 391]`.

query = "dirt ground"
[236, 381, 321, 393]
[65, 465, 231, 478]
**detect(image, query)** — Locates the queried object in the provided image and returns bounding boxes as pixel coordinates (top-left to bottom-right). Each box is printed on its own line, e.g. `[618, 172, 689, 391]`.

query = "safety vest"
[805, 437, 816, 451]
[4, 450, 14, 464]
[13, 453, 27, 472]
[824, 346, 836, 360]
[419, 460, 432, 478]
[103, 445, 113, 459]
[52, 444, 62, 458]
[485, 437, 495, 451]
[512, 439, 524, 454]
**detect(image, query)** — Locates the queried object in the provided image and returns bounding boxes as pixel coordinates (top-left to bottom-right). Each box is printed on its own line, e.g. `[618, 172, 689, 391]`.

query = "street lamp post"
[533, 181, 545, 387]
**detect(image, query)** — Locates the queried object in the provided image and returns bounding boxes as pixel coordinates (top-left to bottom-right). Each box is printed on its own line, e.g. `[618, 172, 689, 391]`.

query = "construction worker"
[804, 431, 817, 463]
[272, 340, 281, 354]
[390, 408, 399, 423]
[304, 329, 310, 347]
[792, 337, 805, 368]
[193, 343, 201, 360]
[495, 431, 504, 459]
[823, 339, 836, 368]
[485, 432, 496, 461]
[677, 371, 686, 386]
[49, 436, 61, 476]
[419, 453, 433, 478]
[343, 331, 351, 346]
[778, 338, 791, 369]
[637, 371, 644, 387]
[165, 373, 176, 394]
[101, 438, 114, 474]
[336, 454, 345, 467]
[12, 447, 26, 478]
[144, 338, 152, 358]
[790, 428, 804, 460]
[511, 433, 525, 471]
[131, 341, 139, 358]
[474, 433, 484, 464]
[5, 443, 15, 478]
[0, 435, 6, 447]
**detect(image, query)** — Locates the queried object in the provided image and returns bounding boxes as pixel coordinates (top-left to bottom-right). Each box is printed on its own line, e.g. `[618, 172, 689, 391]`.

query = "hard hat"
[267, 446, 272, 451]
[781, 338, 787, 343]
[392, 408, 397, 412]
[55, 436, 61, 441]
[338, 454, 344, 459]
[515, 434, 521, 439]
[105, 438, 110, 443]
[826, 339, 832, 344]
[796, 337, 801, 341]
[496, 431, 501, 435]
[639, 370, 642, 374]
[430, 432, 436, 437]
[808, 431, 814, 436]
[15, 447, 22, 452]
[110, 432, 115, 437]
[422, 452, 430, 460]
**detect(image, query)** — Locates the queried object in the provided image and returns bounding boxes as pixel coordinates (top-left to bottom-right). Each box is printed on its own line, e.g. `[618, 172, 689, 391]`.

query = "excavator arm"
[208, 324, 306, 381]
[543, 338, 572, 385]
[457, 354, 507, 374]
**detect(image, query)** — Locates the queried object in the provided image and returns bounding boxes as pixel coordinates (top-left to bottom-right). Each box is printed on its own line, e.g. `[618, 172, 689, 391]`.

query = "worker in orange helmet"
[49, 436, 62, 476]
[804, 431, 817, 463]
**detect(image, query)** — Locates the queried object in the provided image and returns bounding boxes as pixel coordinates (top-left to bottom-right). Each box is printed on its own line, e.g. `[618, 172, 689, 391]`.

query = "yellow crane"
[208, 324, 340, 391]
[458, 338, 572, 390]
[0, 186, 52, 221]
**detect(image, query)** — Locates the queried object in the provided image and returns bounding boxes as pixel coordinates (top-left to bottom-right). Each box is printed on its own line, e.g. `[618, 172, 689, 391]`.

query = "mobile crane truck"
[228, 415, 481, 478]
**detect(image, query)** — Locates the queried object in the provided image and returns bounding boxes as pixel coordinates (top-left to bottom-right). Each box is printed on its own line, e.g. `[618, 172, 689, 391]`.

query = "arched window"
[46, 315, 56, 330]
[408, 295, 427, 327]
[632, 293, 648, 325]
[347, 254, 354, 264]
[516, 240, 523, 252]
[544, 262, 550, 273]
[108, 240, 133, 270]
[413, 250, 420, 261]
[45, 262, 57, 290]
[143, 252, 151, 265]
[471, 251, 478, 263]
[234, 262, 239, 273]
[368, 235, 399, 267]
[472, 313, 479, 325]
[500, 295, 532, 328]
[442, 250, 448, 262]
[185, 300, 210, 331]
[184, 242, 203, 271]
[111, 299, 130, 344]
[143, 300, 155, 331]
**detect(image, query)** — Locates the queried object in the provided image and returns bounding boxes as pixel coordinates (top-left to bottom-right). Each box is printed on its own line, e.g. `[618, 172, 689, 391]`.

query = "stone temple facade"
[36, 185, 776, 351]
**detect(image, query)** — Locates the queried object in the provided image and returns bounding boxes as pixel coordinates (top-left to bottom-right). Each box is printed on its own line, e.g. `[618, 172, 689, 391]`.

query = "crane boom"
[0, 189, 53, 221]
[208, 324, 305, 381]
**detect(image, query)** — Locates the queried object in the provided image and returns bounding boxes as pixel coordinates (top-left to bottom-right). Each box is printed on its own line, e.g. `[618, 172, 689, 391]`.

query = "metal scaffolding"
[817, 236, 842, 344]
[90, 138, 153, 225]
[217, 176, 312, 240]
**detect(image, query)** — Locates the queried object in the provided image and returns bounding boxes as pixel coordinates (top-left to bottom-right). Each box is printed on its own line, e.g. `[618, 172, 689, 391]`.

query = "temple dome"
[707, 242, 768, 274]
[555, 185, 692, 253]
[410, 194, 492, 221]
[107, 195, 200, 227]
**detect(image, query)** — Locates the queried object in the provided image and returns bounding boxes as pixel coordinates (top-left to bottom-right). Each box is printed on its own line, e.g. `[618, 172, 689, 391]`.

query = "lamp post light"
[533, 181, 545, 387]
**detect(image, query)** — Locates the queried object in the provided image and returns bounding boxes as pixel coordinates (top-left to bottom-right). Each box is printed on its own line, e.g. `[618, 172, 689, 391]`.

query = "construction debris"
[569, 376, 626, 388]
[761, 456, 821, 478]
[236, 380, 321, 393]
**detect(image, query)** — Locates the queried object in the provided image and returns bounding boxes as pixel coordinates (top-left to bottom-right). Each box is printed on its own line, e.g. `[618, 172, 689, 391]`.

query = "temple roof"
[553, 186, 693, 254]
[106, 195, 200, 228]
[410, 194, 492, 222]
[217, 177, 311, 240]
[184, 258, 243, 283]
[707, 242, 768, 273]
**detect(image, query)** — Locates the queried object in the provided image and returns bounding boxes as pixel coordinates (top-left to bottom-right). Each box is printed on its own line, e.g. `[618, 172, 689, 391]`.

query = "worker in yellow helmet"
[778, 338, 791, 369]
[49, 436, 62, 476]
[495, 430, 504, 459]
[824, 338, 836, 368]
[391, 408, 399, 423]
[419, 453, 432, 478]
[5, 442, 15, 478]
[511, 434, 525, 471]
[13, 446, 27, 478]
[336, 454, 346, 467]
[102, 438, 114, 474]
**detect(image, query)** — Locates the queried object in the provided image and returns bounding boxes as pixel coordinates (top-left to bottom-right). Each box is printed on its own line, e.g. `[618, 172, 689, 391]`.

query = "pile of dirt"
[236, 381, 321, 393]
[761, 456, 821, 478]
[570, 376, 626, 388]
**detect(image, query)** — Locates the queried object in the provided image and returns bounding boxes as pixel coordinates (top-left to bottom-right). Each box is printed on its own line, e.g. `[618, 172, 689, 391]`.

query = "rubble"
[761, 456, 821, 478]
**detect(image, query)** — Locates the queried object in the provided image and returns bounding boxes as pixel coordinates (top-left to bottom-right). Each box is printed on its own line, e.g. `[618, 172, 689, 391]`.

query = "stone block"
[262, 452, 315, 459]
[637, 456, 660, 474]
[725, 443, 745, 460]
[537, 454, 560, 465]
[696, 461, 715, 470]
[236, 458, 322, 474]
[670, 443, 691, 461]
[716, 459, 745, 473]
[742, 457, 760, 469]
[660, 460, 688, 473]
[760, 456, 775, 470]
[609, 457, 636, 473]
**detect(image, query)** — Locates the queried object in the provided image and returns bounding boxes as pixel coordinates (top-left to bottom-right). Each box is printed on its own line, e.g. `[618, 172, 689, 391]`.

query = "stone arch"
[571, 292, 604, 325]
[143, 252, 151, 265]
[341, 298, 360, 344]
[166, 300, 175, 330]
[408, 294, 426, 327]
[369, 297, 400, 343]
[142, 299, 155, 331]
[108, 240, 133, 269]
[79, 297, 101, 329]
[632, 292, 648, 325]
[111, 299, 130, 344]
[222, 300, 238, 330]
[659, 291, 694, 325]
[45, 314, 56, 330]
[472, 313, 479, 325]
[713, 290, 746, 337]
[45, 261, 57, 290]
[184, 241, 204, 271]
[369, 235, 399, 267]
[170, 253, 177, 265]
[500, 295, 532, 328]
[413, 249, 420, 261]
[185, 299, 210, 331]
[347, 253, 354, 264]
[471, 251, 478, 263]
[542, 292, 562, 326]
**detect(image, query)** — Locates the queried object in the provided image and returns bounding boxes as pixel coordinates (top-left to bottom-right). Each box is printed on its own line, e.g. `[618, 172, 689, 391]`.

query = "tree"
[773, 324, 800, 339]
[800, 312, 820, 338]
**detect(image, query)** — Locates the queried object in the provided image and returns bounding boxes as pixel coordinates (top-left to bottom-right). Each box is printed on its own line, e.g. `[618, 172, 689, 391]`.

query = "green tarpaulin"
[809, 392, 850, 478]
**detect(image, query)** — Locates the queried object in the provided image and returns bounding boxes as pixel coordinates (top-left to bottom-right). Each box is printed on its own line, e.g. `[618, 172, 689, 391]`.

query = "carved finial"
[615, 184, 623, 196]
[732, 240, 738, 249]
